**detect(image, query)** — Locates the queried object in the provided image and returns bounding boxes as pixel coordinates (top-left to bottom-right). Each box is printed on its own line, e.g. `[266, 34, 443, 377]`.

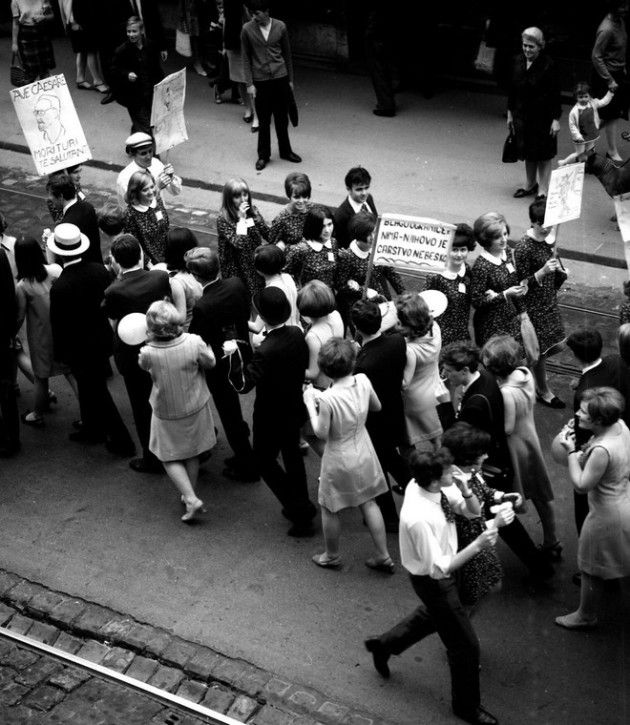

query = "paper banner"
[613, 193, 630, 276]
[9, 74, 92, 175]
[544, 162, 585, 227]
[151, 69, 188, 154]
[373, 214, 455, 273]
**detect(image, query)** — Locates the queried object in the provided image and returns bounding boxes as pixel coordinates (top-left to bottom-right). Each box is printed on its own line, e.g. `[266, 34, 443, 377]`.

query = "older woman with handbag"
[507, 27, 561, 199]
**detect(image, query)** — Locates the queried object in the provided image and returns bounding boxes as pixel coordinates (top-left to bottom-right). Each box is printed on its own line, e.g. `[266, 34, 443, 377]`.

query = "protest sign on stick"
[613, 192, 630, 278]
[151, 69, 188, 154]
[543, 163, 585, 227]
[10, 74, 92, 175]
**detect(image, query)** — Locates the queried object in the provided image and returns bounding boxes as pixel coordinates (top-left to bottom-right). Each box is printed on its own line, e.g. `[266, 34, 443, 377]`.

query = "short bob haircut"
[580, 386, 625, 427]
[297, 279, 336, 318]
[409, 448, 453, 490]
[452, 223, 476, 251]
[185, 247, 220, 281]
[442, 422, 491, 467]
[146, 299, 184, 341]
[220, 177, 251, 224]
[302, 205, 333, 242]
[440, 340, 481, 373]
[15, 235, 47, 283]
[619, 323, 630, 367]
[566, 327, 602, 364]
[396, 292, 432, 339]
[351, 299, 381, 336]
[522, 26, 545, 49]
[254, 244, 285, 276]
[348, 212, 376, 243]
[46, 173, 76, 201]
[125, 170, 154, 206]
[284, 172, 311, 200]
[528, 198, 547, 225]
[318, 337, 356, 379]
[344, 166, 371, 189]
[97, 199, 126, 236]
[110, 233, 141, 269]
[481, 334, 521, 378]
[473, 211, 510, 250]
[165, 227, 198, 271]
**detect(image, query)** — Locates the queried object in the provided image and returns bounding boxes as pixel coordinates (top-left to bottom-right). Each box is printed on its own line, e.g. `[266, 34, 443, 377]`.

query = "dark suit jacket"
[62, 199, 103, 265]
[50, 261, 113, 367]
[333, 194, 378, 249]
[234, 325, 308, 429]
[0, 249, 16, 347]
[458, 369, 511, 471]
[355, 331, 406, 445]
[103, 268, 171, 375]
[111, 40, 164, 107]
[574, 354, 630, 444]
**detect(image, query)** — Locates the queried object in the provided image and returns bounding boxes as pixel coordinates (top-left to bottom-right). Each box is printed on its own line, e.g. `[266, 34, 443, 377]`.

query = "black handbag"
[10, 51, 29, 88]
[502, 133, 519, 163]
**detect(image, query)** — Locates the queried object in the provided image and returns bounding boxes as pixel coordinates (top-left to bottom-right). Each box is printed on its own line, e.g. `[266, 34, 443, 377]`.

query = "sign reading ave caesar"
[373, 214, 456, 273]
[10, 74, 91, 175]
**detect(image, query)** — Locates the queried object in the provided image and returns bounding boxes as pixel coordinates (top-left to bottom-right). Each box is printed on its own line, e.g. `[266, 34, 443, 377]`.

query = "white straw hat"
[46, 223, 90, 257]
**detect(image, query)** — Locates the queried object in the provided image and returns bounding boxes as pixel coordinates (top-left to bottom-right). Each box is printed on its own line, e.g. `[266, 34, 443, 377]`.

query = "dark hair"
[409, 448, 453, 489]
[619, 323, 630, 366]
[452, 223, 476, 251]
[302, 205, 333, 242]
[185, 247, 220, 281]
[574, 81, 590, 97]
[0, 211, 7, 234]
[125, 170, 153, 206]
[348, 212, 376, 243]
[623, 280, 630, 300]
[110, 233, 141, 268]
[566, 327, 603, 364]
[97, 199, 126, 236]
[220, 178, 251, 224]
[481, 334, 521, 378]
[247, 0, 270, 12]
[581, 386, 625, 427]
[396, 293, 432, 338]
[254, 286, 291, 326]
[351, 299, 381, 335]
[297, 279, 336, 317]
[165, 227, 198, 271]
[254, 244, 286, 276]
[318, 337, 356, 379]
[442, 422, 491, 466]
[46, 174, 76, 200]
[66, 164, 82, 175]
[14, 235, 47, 283]
[284, 172, 311, 199]
[473, 212, 509, 250]
[528, 198, 547, 225]
[440, 340, 481, 372]
[344, 166, 371, 189]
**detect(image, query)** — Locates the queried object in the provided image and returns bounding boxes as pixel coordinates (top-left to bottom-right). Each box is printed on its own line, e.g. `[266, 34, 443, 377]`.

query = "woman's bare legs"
[320, 506, 341, 557]
[360, 499, 390, 561]
[537, 160, 552, 197]
[75, 53, 87, 84]
[525, 160, 538, 191]
[604, 119, 623, 161]
[86, 52, 105, 87]
[162, 459, 204, 521]
[531, 497, 558, 549]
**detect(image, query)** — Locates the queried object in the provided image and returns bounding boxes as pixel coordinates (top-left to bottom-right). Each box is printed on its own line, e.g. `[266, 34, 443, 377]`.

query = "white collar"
[347, 196, 372, 214]
[132, 199, 158, 212]
[526, 228, 555, 246]
[480, 249, 507, 266]
[462, 370, 480, 393]
[440, 265, 466, 280]
[63, 198, 78, 214]
[63, 258, 82, 268]
[581, 358, 602, 374]
[1, 234, 16, 251]
[306, 240, 332, 252]
[349, 240, 370, 259]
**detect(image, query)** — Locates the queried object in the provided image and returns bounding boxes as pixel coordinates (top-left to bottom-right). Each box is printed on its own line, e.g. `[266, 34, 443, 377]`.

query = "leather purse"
[502, 133, 519, 163]
[10, 52, 29, 88]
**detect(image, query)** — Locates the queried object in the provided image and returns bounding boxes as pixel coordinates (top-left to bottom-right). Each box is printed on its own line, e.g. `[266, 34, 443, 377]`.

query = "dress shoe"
[129, 457, 163, 474]
[365, 556, 395, 574]
[280, 152, 301, 163]
[181, 498, 206, 522]
[312, 552, 343, 569]
[453, 705, 498, 724]
[606, 152, 623, 167]
[255, 158, 267, 171]
[105, 440, 136, 458]
[21, 411, 44, 427]
[513, 183, 538, 198]
[373, 108, 396, 117]
[100, 93, 115, 105]
[536, 393, 566, 409]
[364, 637, 390, 678]
[222, 465, 260, 482]
[286, 522, 315, 538]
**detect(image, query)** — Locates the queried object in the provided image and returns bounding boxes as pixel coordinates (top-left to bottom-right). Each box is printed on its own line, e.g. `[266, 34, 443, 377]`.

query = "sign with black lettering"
[373, 214, 456, 272]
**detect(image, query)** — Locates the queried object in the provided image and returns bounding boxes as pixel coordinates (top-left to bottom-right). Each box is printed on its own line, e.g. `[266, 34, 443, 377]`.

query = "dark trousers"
[127, 100, 152, 135]
[379, 574, 480, 715]
[365, 28, 396, 112]
[253, 417, 315, 525]
[370, 432, 410, 526]
[122, 364, 158, 465]
[206, 363, 256, 473]
[254, 77, 292, 161]
[574, 491, 589, 535]
[0, 345, 19, 448]
[498, 517, 552, 577]
[73, 363, 134, 448]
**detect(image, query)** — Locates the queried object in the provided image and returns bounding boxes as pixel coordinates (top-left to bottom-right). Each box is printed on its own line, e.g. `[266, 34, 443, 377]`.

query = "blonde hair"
[473, 211, 509, 249]
[146, 299, 184, 340]
[522, 27, 545, 49]
[221, 178, 251, 223]
[125, 170, 154, 206]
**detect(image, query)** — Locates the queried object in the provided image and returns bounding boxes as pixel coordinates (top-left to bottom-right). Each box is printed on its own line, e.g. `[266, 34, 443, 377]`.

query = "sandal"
[94, 84, 110, 94]
[365, 556, 395, 574]
[312, 553, 343, 569]
[76, 81, 94, 90]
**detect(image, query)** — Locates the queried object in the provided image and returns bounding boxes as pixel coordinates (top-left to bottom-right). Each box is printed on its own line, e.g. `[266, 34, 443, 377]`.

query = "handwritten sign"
[373, 214, 455, 273]
[10, 74, 91, 175]
[613, 193, 630, 277]
[151, 69, 188, 154]
[544, 163, 585, 227]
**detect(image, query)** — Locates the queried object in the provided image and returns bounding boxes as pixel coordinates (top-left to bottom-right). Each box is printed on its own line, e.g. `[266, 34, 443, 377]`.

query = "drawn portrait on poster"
[151, 69, 188, 154]
[10, 74, 91, 175]
[544, 163, 585, 227]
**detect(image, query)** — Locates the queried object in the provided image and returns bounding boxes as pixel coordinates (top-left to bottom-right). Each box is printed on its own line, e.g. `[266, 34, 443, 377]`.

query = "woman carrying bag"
[11, 0, 56, 83]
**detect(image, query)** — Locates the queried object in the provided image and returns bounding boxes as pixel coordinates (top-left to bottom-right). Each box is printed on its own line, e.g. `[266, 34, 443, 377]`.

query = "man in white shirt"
[364, 449, 509, 725]
[116, 133, 182, 204]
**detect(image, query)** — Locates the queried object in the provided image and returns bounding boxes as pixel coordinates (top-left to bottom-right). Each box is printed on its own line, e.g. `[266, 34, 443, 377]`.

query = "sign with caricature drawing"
[543, 163, 585, 227]
[10, 74, 92, 175]
[151, 69, 188, 154]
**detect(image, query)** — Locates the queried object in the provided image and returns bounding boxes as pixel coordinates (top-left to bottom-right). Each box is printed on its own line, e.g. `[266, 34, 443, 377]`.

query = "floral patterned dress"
[217, 206, 269, 298]
[285, 239, 339, 289]
[269, 204, 312, 247]
[124, 197, 170, 265]
[425, 265, 472, 347]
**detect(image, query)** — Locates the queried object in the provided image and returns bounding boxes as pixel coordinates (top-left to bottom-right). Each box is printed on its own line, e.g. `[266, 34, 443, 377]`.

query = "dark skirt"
[590, 68, 629, 122]
[68, 27, 100, 55]
[18, 23, 55, 78]
[514, 114, 557, 162]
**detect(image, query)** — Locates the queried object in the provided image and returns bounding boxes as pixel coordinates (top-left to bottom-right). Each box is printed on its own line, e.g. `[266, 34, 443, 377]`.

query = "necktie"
[360, 202, 370, 214]
[440, 492, 455, 523]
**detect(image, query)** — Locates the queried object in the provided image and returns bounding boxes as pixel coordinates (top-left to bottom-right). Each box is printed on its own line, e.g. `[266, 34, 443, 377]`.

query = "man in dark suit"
[567, 327, 630, 533]
[227, 286, 317, 537]
[47, 174, 103, 264]
[48, 224, 134, 456]
[187, 248, 258, 482]
[352, 300, 409, 530]
[103, 234, 171, 473]
[333, 167, 378, 249]
[0, 247, 19, 457]
[440, 340, 553, 584]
